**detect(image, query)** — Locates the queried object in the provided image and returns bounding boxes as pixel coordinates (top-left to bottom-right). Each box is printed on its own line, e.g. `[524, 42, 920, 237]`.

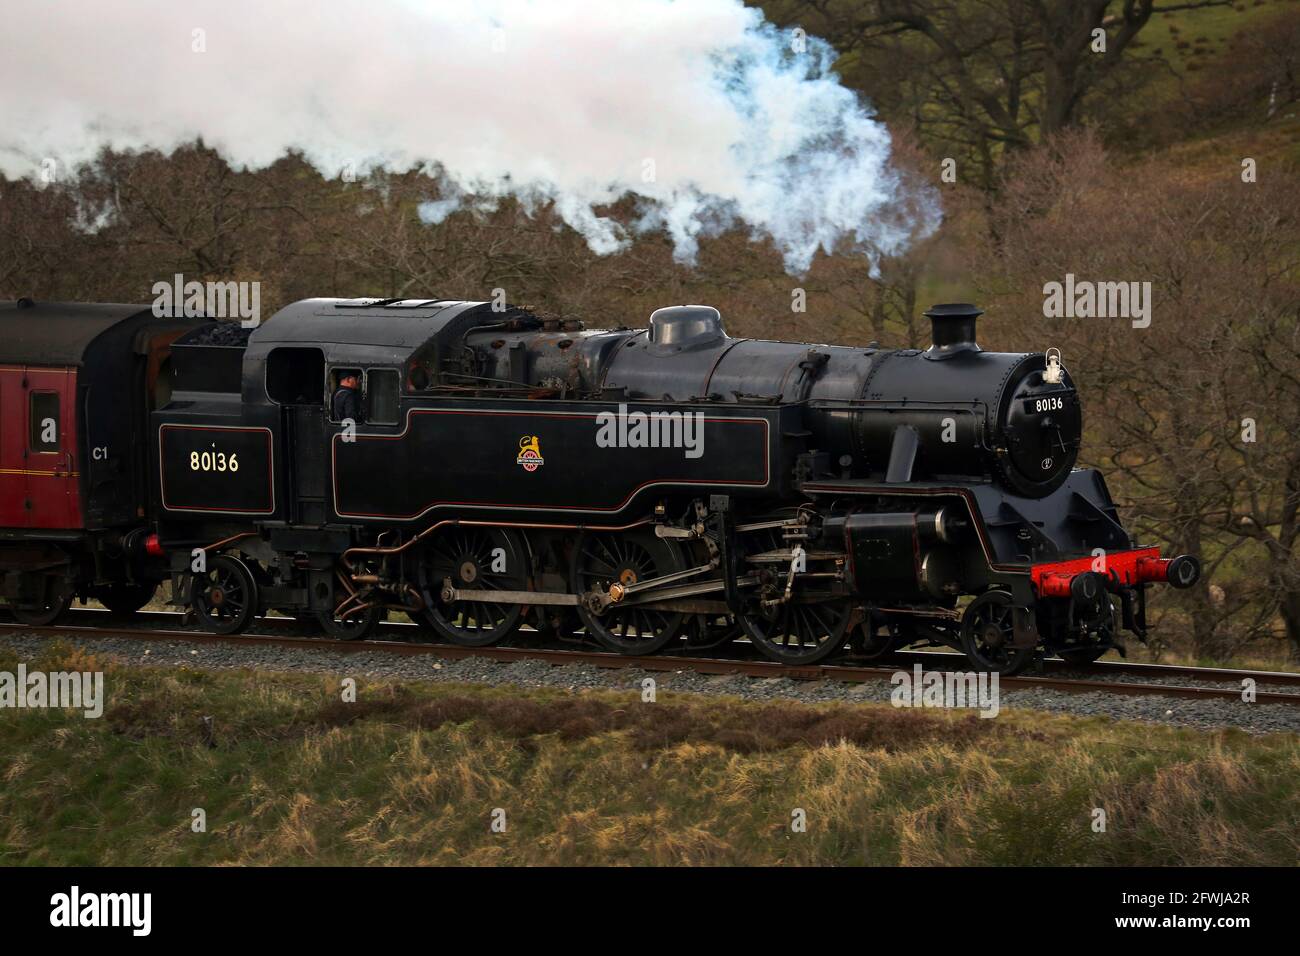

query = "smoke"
[0, 0, 939, 273]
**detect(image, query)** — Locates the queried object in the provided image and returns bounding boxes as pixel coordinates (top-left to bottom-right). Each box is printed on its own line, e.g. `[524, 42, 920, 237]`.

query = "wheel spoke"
[421, 529, 523, 646]
[804, 605, 832, 641]
[737, 518, 851, 663]
[962, 593, 1030, 674]
[581, 548, 619, 574]
[597, 538, 621, 570]
[574, 533, 683, 653]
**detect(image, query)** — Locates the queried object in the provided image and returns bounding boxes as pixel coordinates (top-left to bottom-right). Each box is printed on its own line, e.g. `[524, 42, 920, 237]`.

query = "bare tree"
[974, 132, 1300, 659]
[765, 0, 1231, 186]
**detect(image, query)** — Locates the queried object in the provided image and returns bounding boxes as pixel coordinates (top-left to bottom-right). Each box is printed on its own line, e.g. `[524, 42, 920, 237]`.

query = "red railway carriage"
[0, 299, 200, 623]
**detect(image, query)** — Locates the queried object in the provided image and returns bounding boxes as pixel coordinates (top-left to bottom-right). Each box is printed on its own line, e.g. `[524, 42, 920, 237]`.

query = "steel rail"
[1, 614, 1297, 707]
[891, 649, 1300, 688]
[37, 608, 1300, 689]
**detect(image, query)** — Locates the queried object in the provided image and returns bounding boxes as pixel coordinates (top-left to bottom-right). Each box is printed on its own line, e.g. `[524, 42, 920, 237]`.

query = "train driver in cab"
[331, 371, 362, 423]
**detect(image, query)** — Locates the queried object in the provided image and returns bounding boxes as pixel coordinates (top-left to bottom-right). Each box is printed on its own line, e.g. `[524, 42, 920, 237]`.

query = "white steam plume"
[0, 0, 939, 273]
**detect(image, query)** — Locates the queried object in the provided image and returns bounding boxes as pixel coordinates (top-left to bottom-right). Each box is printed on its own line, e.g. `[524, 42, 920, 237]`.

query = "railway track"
[893, 649, 1300, 690]
[2, 608, 1298, 708]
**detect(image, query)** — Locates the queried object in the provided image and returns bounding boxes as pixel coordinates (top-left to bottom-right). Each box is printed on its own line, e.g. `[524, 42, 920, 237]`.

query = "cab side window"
[266, 347, 325, 406]
[29, 392, 59, 452]
[367, 369, 400, 425]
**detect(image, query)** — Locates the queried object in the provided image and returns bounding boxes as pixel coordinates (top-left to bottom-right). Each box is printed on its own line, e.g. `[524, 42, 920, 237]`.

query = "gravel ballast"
[4, 630, 1299, 736]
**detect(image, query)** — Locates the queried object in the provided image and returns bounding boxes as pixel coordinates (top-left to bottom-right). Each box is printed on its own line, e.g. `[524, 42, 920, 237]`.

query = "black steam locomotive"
[2, 296, 1199, 673]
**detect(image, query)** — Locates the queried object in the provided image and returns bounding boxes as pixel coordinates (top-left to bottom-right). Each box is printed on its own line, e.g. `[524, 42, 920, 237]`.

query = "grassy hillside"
[2, 641, 1297, 866]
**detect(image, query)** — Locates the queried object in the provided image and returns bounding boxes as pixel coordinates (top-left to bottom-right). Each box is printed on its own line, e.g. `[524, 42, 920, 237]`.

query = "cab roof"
[251, 298, 499, 351]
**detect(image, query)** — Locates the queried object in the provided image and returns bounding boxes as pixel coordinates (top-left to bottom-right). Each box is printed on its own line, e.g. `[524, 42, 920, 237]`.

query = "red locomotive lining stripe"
[333, 475, 770, 521]
[158, 424, 276, 515]
[334, 406, 770, 433]
[331, 407, 771, 520]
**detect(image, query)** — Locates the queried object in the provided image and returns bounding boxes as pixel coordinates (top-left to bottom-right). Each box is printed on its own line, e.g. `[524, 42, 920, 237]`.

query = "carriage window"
[266, 347, 325, 405]
[29, 392, 59, 452]
[367, 369, 400, 425]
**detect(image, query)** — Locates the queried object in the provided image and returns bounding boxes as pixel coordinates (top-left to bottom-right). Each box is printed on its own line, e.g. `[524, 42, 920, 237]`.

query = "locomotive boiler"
[0, 295, 1200, 674]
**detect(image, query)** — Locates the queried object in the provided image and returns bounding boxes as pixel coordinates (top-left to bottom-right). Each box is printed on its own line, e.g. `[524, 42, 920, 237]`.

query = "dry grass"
[1, 641, 1298, 866]
[306, 686, 1002, 753]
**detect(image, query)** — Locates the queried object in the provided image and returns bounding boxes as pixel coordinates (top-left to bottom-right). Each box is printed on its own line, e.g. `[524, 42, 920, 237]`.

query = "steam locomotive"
[0, 296, 1199, 673]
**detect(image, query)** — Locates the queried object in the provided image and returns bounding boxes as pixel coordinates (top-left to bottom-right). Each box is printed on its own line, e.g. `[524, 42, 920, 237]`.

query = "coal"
[178, 321, 254, 348]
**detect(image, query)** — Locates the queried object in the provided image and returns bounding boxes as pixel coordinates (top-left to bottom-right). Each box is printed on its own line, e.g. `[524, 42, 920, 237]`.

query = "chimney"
[924, 303, 982, 357]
